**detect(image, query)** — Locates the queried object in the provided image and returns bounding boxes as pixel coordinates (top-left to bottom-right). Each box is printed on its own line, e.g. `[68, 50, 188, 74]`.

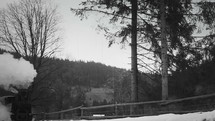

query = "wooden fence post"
[81, 108, 83, 118]
[60, 113, 64, 119]
[115, 103, 118, 116]
[42, 113, 46, 121]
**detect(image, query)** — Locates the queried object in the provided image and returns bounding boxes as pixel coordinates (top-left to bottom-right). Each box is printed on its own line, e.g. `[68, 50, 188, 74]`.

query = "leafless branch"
[0, 0, 60, 71]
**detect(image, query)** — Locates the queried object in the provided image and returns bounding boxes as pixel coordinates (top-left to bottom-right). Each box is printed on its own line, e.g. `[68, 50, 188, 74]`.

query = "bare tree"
[0, 0, 60, 72]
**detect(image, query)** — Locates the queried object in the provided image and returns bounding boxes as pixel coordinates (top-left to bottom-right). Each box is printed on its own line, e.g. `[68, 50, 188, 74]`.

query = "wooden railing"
[33, 93, 215, 120]
[32, 106, 83, 120]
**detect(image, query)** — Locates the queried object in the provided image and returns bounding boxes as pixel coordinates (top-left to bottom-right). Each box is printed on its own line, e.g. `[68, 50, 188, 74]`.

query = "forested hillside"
[0, 49, 130, 110]
[1, 48, 215, 113]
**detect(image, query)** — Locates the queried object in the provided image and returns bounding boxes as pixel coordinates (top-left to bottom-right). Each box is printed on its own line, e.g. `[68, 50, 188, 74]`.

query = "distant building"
[85, 88, 114, 106]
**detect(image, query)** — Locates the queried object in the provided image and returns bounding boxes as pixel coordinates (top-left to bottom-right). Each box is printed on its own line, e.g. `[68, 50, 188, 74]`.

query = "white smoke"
[0, 102, 11, 121]
[0, 53, 37, 90]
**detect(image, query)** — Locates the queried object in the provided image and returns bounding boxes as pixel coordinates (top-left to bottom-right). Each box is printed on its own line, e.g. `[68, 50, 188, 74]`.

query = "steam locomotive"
[3, 89, 32, 121]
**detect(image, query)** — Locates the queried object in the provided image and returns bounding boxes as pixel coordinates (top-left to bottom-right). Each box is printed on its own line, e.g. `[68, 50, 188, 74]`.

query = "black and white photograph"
[0, 0, 215, 121]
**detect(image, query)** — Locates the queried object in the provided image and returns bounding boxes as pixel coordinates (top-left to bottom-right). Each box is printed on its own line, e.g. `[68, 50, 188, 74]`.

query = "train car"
[2, 89, 32, 121]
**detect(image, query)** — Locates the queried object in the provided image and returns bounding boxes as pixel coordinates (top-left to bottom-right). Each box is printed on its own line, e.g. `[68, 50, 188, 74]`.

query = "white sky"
[0, 0, 131, 70]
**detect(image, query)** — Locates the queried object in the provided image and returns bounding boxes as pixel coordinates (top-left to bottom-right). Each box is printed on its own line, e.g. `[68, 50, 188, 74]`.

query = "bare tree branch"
[0, 0, 60, 71]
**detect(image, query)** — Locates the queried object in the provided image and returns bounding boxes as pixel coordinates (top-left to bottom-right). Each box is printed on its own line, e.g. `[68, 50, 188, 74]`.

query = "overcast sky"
[0, 0, 131, 70]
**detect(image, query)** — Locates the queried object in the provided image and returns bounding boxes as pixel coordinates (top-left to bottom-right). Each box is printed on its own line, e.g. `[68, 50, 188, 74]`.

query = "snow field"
[75, 110, 215, 121]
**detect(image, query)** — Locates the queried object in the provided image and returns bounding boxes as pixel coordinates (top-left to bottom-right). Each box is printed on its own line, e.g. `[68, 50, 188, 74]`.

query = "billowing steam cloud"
[0, 102, 11, 121]
[0, 53, 37, 89]
[0, 53, 37, 121]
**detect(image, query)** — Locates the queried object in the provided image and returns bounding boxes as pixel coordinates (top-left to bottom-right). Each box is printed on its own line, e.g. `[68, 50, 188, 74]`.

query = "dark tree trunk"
[130, 0, 138, 114]
[160, 0, 168, 100]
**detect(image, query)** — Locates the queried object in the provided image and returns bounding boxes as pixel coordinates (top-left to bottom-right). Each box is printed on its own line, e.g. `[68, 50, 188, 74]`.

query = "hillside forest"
[1, 48, 215, 113]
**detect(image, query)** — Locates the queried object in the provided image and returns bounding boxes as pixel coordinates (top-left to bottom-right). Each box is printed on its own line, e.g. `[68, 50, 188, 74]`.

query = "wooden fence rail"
[33, 93, 215, 120]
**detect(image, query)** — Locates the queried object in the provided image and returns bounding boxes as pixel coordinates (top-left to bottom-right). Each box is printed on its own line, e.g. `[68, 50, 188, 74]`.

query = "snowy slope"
[77, 110, 215, 121]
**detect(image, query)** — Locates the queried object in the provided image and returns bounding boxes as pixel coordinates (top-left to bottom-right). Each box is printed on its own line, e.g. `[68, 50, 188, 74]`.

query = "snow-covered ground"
[77, 110, 215, 121]
[1, 100, 215, 121]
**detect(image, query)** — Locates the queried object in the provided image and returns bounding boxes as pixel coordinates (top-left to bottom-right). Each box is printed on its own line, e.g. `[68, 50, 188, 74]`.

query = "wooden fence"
[33, 93, 215, 120]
